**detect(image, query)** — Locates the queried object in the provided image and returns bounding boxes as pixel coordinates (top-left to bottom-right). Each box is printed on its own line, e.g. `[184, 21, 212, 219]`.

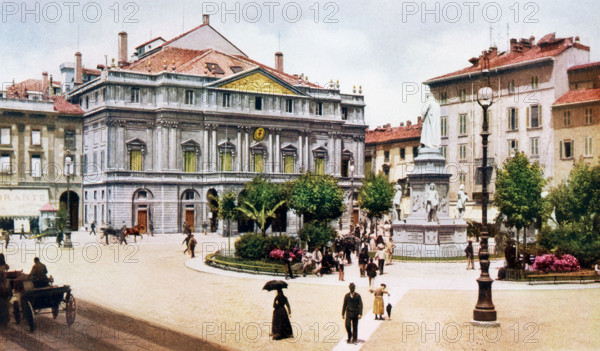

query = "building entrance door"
[185, 210, 195, 232]
[137, 210, 147, 234]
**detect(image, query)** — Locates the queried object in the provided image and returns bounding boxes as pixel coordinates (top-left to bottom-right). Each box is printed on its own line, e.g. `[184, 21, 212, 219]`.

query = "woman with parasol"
[263, 280, 293, 340]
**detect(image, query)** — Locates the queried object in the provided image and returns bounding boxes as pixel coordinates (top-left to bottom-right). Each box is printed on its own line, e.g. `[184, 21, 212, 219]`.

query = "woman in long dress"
[272, 289, 293, 340]
[370, 283, 390, 320]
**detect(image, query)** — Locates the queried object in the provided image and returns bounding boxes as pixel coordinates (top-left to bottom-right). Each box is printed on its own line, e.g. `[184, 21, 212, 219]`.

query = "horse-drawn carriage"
[2, 271, 76, 332]
[100, 224, 145, 244]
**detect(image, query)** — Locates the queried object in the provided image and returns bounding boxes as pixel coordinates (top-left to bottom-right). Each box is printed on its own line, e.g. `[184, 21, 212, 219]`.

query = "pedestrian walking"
[376, 244, 386, 275]
[344, 240, 353, 264]
[358, 246, 369, 277]
[148, 220, 154, 236]
[312, 247, 323, 277]
[370, 283, 390, 320]
[89, 221, 96, 235]
[2, 230, 9, 249]
[119, 222, 128, 245]
[20, 225, 25, 239]
[366, 258, 378, 288]
[56, 230, 63, 248]
[465, 241, 475, 269]
[182, 232, 192, 254]
[189, 235, 197, 258]
[337, 252, 345, 281]
[272, 288, 293, 340]
[342, 282, 362, 344]
[284, 251, 295, 279]
[385, 238, 396, 265]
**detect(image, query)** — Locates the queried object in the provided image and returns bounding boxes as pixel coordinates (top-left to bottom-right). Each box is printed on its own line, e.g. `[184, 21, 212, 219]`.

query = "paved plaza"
[1, 232, 598, 350]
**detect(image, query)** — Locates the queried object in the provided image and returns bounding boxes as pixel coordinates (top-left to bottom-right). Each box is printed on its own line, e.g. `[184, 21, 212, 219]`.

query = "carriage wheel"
[51, 305, 59, 319]
[109, 235, 119, 244]
[22, 299, 35, 332]
[66, 295, 76, 325]
[12, 301, 20, 325]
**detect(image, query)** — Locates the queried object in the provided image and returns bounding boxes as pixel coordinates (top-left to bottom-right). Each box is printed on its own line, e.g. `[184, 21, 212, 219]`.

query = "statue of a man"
[456, 184, 468, 220]
[392, 183, 403, 221]
[420, 94, 442, 149]
[425, 183, 439, 222]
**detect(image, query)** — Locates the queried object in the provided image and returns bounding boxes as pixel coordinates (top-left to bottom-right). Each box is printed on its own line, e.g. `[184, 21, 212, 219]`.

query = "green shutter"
[184, 151, 195, 173]
[130, 150, 142, 171]
[222, 152, 232, 171]
[315, 157, 324, 175]
[284, 155, 294, 174]
[254, 153, 263, 173]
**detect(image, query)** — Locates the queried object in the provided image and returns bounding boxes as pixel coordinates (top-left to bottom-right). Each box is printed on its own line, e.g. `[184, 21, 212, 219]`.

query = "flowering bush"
[269, 248, 304, 261]
[532, 254, 580, 273]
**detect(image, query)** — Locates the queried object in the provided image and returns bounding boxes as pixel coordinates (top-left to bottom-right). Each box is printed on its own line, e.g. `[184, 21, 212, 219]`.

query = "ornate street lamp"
[63, 151, 74, 249]
[472, 60, 498, 324]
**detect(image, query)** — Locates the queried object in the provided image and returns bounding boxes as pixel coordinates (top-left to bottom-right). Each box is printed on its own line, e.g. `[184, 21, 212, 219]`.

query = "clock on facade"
[253, 127, 266, 142]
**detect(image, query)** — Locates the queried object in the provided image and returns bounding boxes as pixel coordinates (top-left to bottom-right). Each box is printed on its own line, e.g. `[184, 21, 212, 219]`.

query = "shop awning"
[0, 189, 49, 217]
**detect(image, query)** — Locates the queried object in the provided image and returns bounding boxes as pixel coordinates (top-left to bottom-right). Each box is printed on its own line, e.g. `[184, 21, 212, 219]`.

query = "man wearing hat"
[342, 282, 363, 344]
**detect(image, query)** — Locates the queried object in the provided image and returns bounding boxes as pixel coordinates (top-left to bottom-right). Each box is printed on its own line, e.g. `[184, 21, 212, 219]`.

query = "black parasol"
[263, 280, 288, 291]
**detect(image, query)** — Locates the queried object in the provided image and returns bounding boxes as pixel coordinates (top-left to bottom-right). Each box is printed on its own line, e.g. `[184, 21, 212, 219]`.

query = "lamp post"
[349, 159, 355, 228]
[472, 68, 498, 323]
[63, 152, 74, 249]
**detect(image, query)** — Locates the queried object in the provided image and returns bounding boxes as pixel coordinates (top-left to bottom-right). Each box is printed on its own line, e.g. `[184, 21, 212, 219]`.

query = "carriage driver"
[29, 257, 50, 288]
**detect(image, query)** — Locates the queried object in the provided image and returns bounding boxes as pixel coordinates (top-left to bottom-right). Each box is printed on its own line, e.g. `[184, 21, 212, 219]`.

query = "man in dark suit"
[342, 282, 362, 344]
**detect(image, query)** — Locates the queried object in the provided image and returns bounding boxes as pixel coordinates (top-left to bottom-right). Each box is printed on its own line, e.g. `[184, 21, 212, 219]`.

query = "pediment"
[209, 67, 304, 96]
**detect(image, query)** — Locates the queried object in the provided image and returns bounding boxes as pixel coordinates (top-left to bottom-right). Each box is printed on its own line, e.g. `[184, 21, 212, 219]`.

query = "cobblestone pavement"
[1, 232, 598, 350]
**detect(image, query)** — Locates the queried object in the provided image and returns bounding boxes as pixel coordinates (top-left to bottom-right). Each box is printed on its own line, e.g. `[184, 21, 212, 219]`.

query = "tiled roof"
[39, 203, 58, 212]
[53, 96, 84, 114]
[365, 122, 422, 144]
[6, 79, 61, 99]
[567, 61, 600, 72]
[553, 88, 600, 106]
[124, 47, 210, 73]
[427, 34, 589, 82]
[82, 68, 101, 76]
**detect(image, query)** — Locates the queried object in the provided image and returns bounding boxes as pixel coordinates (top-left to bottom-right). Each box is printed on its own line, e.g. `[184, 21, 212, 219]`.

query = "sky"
[1, 0, 599, 128]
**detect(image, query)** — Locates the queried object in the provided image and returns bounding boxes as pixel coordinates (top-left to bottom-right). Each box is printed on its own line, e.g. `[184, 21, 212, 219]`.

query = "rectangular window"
[64, 130, 76, 150]
[508, 108, 519, 131]
[508, 80, 515, 93]
[284, 155, 294, 174]
[459, 89, 466, 102]
[561, 140, 573, 159]
[254, 96, 263, 110]
[459, 172, 466, 184]
[440, 91, 447, 104]
[365, 157, 372, 177]
[441, 146, 447, 159]
[531, 76, 539, 89]
[585, 136, 593, 157]
[221, 151, 232, 171]
[341, 159, 349, 177]
[222, 93, 231, 107]
[441, 116, 448, 137]
[31, 130, 41, 146]
[508, 140, 519, 156]
[585, 108, 593, 125]
[131, 88, 140, 103]
[184, 151, 195, 172]
[528, 105, 541, 128]
[31, 155, 41, 177]
[459, 114, 467, 135]
[253, 153, 263, 173]
[285, 99, 294, 113]
[413, 146, 419, 158]
[315, 157, 325, 175]
[459, 144, 466, 160]
[400, 148, 406, 160]
[563, 111, 571, 126]
[130, 150, 142, 171]
[93, 152, 98, 170]
[100, 151, 105, 170]
[316, 102, 323, 116]
[185, 90, 194, 105]
[384, 151, 390, 162]
[341, 107, 348, 120]
[0, 128, 10, 145]
[0, 154, 10, 173]
[530, 137, 539, 156]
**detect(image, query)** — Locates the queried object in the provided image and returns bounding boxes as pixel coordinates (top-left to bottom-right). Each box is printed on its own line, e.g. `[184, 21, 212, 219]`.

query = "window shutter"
[526, 107, 530, 128]
[507, 109, 510, 129]
[516, 108, 519, 129]
[539, 106, 542, 125]
[559, 141, 563, 159]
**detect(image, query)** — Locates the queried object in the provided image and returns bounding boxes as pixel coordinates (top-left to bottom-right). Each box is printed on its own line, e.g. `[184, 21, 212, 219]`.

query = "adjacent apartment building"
[68, 15, 367, 234]
[552, 61, 600, 184]
[424, 33, 590, 213]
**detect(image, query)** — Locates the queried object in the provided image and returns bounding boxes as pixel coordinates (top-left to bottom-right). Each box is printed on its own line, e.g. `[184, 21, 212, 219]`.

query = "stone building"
[0, 76, 83, 232]
[424, 33, 590, 221]
[552, 61, 600, 184]
[69, 15, 366, 234]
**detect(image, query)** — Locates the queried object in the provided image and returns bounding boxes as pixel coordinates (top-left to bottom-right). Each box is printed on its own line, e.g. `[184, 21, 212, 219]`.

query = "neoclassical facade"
[69, 18, 366, 234]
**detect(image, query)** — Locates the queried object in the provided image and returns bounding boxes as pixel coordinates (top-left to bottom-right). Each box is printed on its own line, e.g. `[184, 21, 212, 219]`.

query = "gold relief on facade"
[220, 72, 296, 95]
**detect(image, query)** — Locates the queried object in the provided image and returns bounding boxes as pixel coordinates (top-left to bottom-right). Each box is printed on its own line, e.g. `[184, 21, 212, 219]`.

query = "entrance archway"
[132, 188, 153, 233]
[206, 188, 219, 233]
[181, 189, 201, 233]
[59, 191, 79, 230]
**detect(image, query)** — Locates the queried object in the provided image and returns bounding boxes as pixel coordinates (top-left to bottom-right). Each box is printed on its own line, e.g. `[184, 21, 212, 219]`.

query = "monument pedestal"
[392, 147, 467, 257]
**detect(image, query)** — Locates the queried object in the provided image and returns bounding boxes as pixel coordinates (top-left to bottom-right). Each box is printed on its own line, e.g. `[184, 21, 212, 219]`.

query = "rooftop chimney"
[275, 52, 283, 72]
[417, 116, 422, 124]
[407, 121, 412, 127]
[118, 32, 128, 67]
[400, 122, 404, 127]
[75, 52, 82, 86]
[203, 14, 210, 25]
[42, 71, 49, 97]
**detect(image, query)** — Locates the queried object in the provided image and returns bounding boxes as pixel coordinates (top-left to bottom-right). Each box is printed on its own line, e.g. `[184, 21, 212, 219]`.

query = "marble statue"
[420, 94, 442, 149]
[456, 184, 468, 220]
[392, 183, 403, 221]
[425, 183, 439, 222]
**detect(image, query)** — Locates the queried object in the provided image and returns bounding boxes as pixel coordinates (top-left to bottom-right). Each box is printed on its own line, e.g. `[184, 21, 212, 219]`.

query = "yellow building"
[552, 61, 600, 184]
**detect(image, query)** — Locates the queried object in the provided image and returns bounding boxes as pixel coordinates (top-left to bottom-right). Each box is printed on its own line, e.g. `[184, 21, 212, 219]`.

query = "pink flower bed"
[269, 248, 304, 261]
[532, 254, 580, 273]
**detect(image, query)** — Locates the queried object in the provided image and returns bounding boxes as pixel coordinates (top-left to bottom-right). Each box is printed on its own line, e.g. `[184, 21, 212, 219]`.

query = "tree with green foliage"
[494, 151, 547, 255]
[288, 173, 345, 223]
[299, 221, 337, 251]
[238, 177, 285, 233]
[237, 200, 286, 235]
[357, 174, 394, 229]
[218, 191, 238, 250]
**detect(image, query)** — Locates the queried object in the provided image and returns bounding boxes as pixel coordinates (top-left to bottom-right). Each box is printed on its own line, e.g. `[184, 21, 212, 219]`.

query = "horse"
[124, 225, 145, 243]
